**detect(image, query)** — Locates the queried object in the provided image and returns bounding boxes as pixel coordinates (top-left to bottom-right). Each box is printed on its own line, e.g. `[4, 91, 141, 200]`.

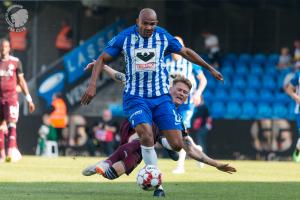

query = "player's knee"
[136, 125, 154, 146]
[170, 141, 183, 152]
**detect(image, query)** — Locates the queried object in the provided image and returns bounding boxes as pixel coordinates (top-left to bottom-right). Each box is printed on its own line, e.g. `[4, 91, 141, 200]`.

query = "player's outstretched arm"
[81, 52, 114, 105]
[178, 47, 223, 81]
[17, 74, 35, 113]
[103, 65, 126, 85]
[285, 83, 300, 104]
[182, 136, 236, 174]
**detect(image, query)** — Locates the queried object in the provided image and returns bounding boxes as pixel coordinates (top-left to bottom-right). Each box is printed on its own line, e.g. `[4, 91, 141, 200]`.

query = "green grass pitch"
[0, 156, 299, 200]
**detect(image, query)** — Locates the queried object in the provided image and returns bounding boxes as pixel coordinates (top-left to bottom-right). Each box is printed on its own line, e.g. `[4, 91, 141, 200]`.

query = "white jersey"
[165, 56, 203, 105]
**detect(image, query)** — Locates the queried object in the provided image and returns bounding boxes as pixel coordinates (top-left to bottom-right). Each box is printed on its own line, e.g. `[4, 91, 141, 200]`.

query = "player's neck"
[0, 54, 9, 61]
[172, 54, 182, 61]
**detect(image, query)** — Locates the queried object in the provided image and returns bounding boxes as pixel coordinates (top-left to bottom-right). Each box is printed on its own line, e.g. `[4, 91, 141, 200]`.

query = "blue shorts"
[123, 93, 182, 131]
[177, 104, 195, 129]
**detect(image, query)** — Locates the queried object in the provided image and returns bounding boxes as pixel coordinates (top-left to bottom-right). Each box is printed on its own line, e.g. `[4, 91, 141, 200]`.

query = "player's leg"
[82, 140, 141, 176]
[153, 96, 184, 152]
[0, 120, 6, 162]
[172, 108, 194, 174]
[5, 101, 20, 162]
[293, 113, 300, 162]
[124, 94, 157, 166]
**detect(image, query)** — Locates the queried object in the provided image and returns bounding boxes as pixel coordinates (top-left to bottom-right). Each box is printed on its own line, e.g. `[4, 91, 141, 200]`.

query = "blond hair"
[172, 74, 192, 90]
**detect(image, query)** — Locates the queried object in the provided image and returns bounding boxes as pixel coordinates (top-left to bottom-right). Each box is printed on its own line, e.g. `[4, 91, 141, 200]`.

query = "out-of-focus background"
[1, 0, 300, 160]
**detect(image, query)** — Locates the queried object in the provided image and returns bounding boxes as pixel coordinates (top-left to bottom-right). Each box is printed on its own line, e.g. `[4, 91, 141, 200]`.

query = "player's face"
[0, 41, 10, 56]
[137, 16, 158, 38]
[170, 82, 190, 106]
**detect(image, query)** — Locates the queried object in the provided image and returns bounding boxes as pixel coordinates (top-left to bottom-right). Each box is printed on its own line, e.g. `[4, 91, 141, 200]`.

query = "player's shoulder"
[118, 25, 136, 37]
[9, 55, 20, 62]
[155, 26, 169, 34]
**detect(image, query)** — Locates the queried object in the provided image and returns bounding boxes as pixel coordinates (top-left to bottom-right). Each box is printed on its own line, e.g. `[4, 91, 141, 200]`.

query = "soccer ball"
[136, 165, 162, 191]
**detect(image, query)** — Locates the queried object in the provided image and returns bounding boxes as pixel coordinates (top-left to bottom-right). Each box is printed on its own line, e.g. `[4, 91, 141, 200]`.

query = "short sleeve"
[192, 63, 203, 76]
[17, 60, 23, 74]
[290, 73, 299, 86]
[165, 32, 183, 54]
[104, 34, 125, 58]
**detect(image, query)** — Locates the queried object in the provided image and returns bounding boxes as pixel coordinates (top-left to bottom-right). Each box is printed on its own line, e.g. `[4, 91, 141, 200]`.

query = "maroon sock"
[8, 126, 17, 148]
[0, 130, 4, 151]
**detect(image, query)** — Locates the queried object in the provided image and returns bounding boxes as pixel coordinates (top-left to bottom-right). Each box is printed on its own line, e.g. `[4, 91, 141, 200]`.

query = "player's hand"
[84, 60, 96, 71]
[216, 163, 237, 174]
[28, 102, 35, 113]
[210, 68, 224, 82]
[81, 83, 96, 105]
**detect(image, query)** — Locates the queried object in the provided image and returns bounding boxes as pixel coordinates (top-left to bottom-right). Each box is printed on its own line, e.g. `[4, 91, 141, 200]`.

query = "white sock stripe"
[8, 123, 16, 128]
[141, 145, 155, 150]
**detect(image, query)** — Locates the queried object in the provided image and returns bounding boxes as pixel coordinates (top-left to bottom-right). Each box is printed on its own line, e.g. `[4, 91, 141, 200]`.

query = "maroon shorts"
[110, 139, 142, 175]
[0, 100, 19, 122]
[119, 120, 136, 145]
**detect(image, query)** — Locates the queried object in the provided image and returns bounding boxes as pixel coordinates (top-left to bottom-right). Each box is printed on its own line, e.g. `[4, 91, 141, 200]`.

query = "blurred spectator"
[93, 108, 118, 156]
[49, 92, 68, 155]
[294, 39, 300, 62]
[201, 31, 220, 67]
[36, 114, 58, 156]
[191, 98, 212, 154]
[55, 20, 73, 57]
[278, 47, 292, 69]
[283, 62, 300, 90]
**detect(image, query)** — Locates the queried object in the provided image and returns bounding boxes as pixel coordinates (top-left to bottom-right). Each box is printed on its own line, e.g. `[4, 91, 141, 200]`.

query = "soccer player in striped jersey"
[81, 8, 223, 169]
[165, 36, 207, 173]
[286, 71, 300, 162]
[82, 71, 236, 197]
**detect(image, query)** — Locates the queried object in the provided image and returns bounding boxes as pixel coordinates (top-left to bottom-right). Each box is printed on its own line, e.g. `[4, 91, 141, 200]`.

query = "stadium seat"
[249, 64, 263, 75]
[274, 92, 291, 104]
[229, 89, 244, 102]
[225, 101, 241, 119]
[247, 75, 261, 90]
[223, 53, 238, 65]
[244, 89, 258, 102]
[232, 77, 246, 89]
[272, 103, 288, 119]
[257, 103, 272, 118]
[235, 64, 249, 75]
[267, 54, 279, 65]
[241, 101, 257, 119]
[221, 65, 234, 76]
[264, 64, 277, 76]
[253, 54, 267, 65]
[288, 102, 296, 120]
[221, 60, 234, 69]
[262, 76, 276, 91]
[211, 101, 226, 118]
[215, 74, 231, 89]
[203, 89, 213, 102]
[205, 75, 217, 90]
[259, 90, 274, 103]
[238, 53, 252, 65]
[214, 88, 229, 102]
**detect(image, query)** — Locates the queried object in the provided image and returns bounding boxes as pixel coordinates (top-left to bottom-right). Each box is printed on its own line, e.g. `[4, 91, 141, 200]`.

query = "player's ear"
[136, 18, 139, 25]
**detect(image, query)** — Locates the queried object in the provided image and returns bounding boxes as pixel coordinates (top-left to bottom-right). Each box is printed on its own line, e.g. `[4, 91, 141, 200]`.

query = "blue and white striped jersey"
[165, 56, 203, 105]
[104, 25, 182, 98]
[290, 71, 300, 114]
